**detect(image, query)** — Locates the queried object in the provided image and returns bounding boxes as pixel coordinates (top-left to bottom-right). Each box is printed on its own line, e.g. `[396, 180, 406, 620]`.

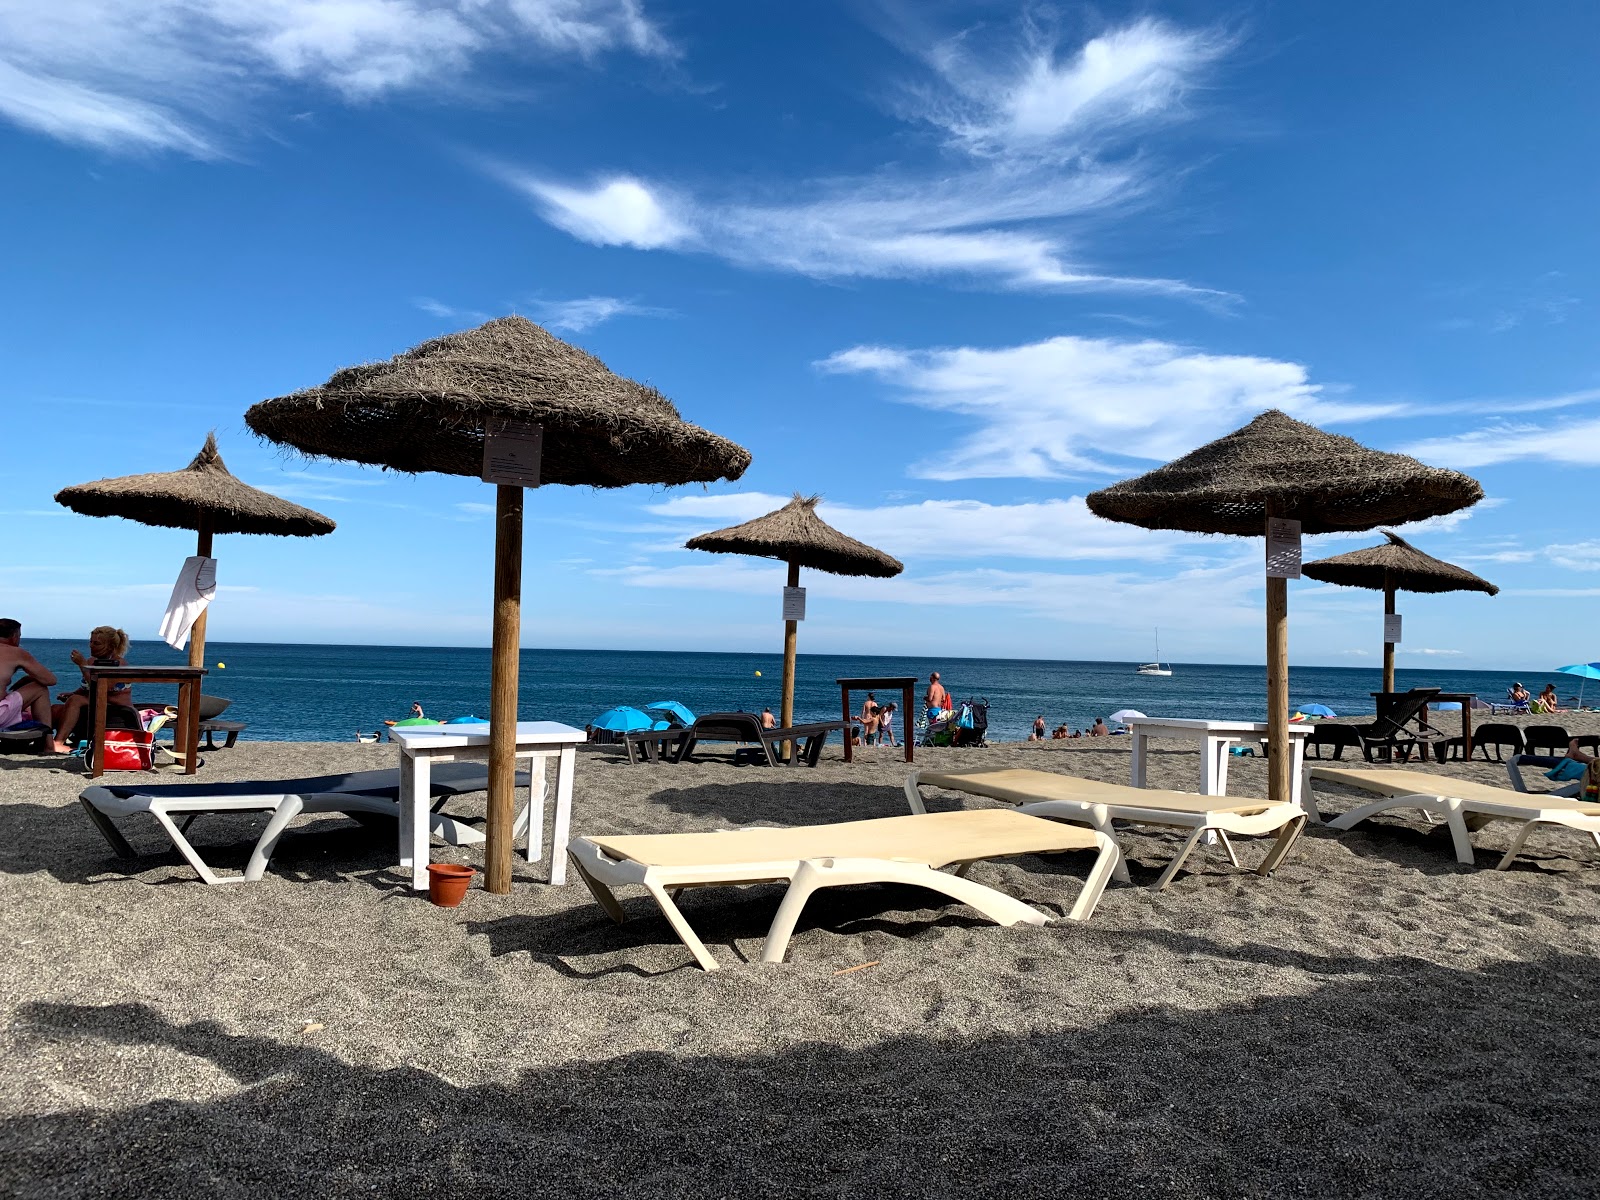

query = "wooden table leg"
[550, 745, 576, 885]
[903, 683, 914, 763]
[1462, 706, 1474, 761]
[841, 687, 853, 764]
[183, 677, 201, 774]
[91, 677, 108, 779]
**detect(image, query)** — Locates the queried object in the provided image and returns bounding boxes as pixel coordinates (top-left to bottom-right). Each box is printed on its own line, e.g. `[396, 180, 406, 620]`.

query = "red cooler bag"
[97, 729, 156, 771]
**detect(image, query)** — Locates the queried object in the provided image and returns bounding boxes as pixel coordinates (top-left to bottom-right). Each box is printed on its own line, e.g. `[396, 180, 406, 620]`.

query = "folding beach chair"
[567, 809, 1122, 970]
[904, 767, 1307, 891]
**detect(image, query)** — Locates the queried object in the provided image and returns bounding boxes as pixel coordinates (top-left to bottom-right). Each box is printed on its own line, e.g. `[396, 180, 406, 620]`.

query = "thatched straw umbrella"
[1303, 530, 1498, 692]
[686, 494, 902, 737]
[245, 315, 750, 893]
[1086, 410, 1483, 810]
[54, 433, 335, 670]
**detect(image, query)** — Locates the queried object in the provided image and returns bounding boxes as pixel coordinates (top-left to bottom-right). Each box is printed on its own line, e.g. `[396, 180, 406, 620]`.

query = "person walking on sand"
[878, 702, 898, 747]
[0, 618, 57, 730]
[859, 692, 881, 744]
[761, 707, 777, 729]
[1031, 715, 1046, 741]
[925, 672, 951, 722]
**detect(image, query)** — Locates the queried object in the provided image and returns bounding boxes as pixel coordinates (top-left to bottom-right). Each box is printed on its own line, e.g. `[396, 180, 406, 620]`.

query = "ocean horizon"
[20, 638, 1565, 744]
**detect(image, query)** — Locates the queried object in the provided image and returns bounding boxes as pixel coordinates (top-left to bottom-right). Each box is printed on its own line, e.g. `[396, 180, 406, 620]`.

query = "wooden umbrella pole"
[1265, 512, 1291, 810]
[780, 560, 800, 758]
[1382, 576, 1397, 695]
[485, 484, 523, 895]
[187, 515, 213, 672]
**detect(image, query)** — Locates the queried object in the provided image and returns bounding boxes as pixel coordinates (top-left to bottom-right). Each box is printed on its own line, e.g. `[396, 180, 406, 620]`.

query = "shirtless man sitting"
[0, 618, 58, 728]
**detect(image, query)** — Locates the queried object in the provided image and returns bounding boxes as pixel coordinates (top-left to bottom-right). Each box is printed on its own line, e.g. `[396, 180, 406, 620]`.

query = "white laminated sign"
[782, 586, 807, 622]
[481, 420, 543, 487]
[1384, 613, 1403, 644]
[1265, 517, 1302, 579]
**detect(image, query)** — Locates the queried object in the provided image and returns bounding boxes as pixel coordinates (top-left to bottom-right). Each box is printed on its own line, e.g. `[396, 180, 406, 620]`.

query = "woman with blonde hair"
[50, 625, 133, 753]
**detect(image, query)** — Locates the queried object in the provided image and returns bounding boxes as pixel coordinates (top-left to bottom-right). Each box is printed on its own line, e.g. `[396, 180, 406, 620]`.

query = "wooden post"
[1265, 514, 1291, 811]
[780, 560, 800, 759]
[841, 684, 854, 764]
[188, 515, 214, 672]
[1382, 576, 1397, 696]
[485, 484, 523, 895]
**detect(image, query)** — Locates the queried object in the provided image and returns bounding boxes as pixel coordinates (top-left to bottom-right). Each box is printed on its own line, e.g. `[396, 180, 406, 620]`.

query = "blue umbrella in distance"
[643, 700, 696, 728]
[1296, 703, 1337, 718]
[1556, 663, 1600, 708]
[591, 705, 656, 733]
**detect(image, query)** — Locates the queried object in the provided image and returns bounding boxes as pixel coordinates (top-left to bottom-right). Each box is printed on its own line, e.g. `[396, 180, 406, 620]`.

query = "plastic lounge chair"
[1524, 725, 1571, 757]
[1348, 688, 1444, 762]
[1304, 724, 1363, 761]
[1303, 765, 1600, 869]
[78, 764, 530, 884]
[1470, 723, 1526, 763]
[671, 713, 856, 767]
[566, 809, 1122, 971]
[904, 767, 1307, 891]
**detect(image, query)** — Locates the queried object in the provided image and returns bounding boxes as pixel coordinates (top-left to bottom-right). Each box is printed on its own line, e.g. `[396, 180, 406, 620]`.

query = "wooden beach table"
[837, 676, 917, 763]
[1124, 717, 1313, 814]
[84, 664, 205, 778]
[392, 720, 585, 890]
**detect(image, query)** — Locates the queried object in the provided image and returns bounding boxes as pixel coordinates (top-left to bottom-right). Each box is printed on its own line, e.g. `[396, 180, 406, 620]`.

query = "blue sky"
[3, 1, 1598, 669]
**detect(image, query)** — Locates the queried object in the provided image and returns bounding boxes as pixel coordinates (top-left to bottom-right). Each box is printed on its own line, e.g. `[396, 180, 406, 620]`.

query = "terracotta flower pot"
[426, 863, 475, 907]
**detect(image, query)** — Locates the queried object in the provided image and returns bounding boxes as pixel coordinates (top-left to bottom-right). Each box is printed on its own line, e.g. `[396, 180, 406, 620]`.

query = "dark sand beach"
[4, 719, 1600, 1197]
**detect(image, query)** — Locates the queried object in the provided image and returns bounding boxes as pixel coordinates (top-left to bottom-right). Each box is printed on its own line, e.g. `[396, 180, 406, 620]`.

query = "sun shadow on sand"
[8, 946, 1600, 1197]
[646, 779, 910, 825]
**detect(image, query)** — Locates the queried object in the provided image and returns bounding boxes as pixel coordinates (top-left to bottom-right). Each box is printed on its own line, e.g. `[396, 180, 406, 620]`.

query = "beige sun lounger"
[905, 768, 1306, 891]
[1305, 766, 1600, 869]
[566, 809, 1121, 971]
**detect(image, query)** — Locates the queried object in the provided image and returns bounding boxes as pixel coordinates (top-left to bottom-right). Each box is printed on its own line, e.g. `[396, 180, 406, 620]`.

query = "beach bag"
[94, 728, 156, 772]
[1587, 760, 1600, 803]
[0, 691, 23, 730]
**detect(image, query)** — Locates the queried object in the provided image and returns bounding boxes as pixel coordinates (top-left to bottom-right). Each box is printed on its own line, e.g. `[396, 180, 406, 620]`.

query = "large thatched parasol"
[245, 315, 750, 893]
[1303, 530, 1498, 692]
[686, 494, 902, 738]
[54, 433, 335, 669]
[1087, 410, 1483, 811]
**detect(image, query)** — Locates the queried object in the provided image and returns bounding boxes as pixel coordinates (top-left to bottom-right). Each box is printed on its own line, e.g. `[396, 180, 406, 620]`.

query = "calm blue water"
[15, 639, 1567, 744]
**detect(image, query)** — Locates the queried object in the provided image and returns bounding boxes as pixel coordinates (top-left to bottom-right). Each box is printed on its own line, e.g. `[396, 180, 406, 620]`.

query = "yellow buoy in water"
[216, 662, 226, 669]
[754, 670, 762, 676]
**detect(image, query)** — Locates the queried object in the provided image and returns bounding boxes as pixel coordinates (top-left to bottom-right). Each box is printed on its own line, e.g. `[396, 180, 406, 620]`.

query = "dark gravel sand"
[3, 726, 1600, 1198]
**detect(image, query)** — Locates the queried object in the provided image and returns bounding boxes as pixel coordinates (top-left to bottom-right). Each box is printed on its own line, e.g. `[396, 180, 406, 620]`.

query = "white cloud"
[818, 334, 1399, 479]
[1397, 648, 1465, 657]
[519, 176, 690, 248]
[1405, 415, 1600, 468]
[0, 1, 672, 154]
[414, 297, 491, 323]
[1546, 541, 1600, 572]
[531, 294, 666, 332]
[499, 17, 1232, 296]
[647, 491, 1196, 562]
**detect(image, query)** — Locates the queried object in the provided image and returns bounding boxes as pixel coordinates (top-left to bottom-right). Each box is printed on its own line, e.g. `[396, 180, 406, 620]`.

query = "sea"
[17, 638, 1564, 744]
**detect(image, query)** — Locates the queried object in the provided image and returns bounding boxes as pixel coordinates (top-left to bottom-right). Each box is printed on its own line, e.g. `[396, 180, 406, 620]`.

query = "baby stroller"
[923, 697, 989, 748]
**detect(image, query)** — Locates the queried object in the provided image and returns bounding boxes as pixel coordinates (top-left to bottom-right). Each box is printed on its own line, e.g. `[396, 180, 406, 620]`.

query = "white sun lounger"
[79, 764, 534, 885]
[1304, 766, 1600, 869]
[566, 809, 1122, 971]
[904, 767, 1307, 891]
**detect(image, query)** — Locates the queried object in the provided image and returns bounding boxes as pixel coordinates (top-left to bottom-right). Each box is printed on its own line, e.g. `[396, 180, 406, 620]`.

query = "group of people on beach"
[1508, 681, 1572, 713]
[0, 618, 137, 753]
[1030, 715, 1111, 741]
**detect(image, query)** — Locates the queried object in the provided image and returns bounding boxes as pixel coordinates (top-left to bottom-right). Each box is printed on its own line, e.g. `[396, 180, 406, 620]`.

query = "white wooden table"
[1125, 717, 1313, 810]
[391, 721, 585, 891]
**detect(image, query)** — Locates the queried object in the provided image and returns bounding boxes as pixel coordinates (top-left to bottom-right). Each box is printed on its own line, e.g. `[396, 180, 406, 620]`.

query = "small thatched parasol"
[54, 433, 335, 669]
[245, 315, 750, 893]
[1087, 410, 1483, 811]
[1303, 530, 1497, 692]
[687, 494, 902, 744]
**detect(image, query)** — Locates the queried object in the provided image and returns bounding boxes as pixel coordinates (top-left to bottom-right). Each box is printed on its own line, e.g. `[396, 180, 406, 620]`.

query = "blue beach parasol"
[591, 706, 657, 733]
[1556, 663, 1600, 709]
[1296, 703, 1337, 718]
[643, 700, 697, 728]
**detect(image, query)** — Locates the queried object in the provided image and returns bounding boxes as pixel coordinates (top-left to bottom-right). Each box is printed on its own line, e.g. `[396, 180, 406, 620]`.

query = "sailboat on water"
[1135, 629, 1172, 677]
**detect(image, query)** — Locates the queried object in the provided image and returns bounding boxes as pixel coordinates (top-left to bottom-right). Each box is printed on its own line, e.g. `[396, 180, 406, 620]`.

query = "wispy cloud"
[497, 16, 1234, 297]
[0, 1, 674, 155]
[531, 295, 668, 332]
[1405, 414, 1600, 468]
[648, 491, 1199, 562]
[414, 297, 491, 324]
[818, 334, 1399, 479]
